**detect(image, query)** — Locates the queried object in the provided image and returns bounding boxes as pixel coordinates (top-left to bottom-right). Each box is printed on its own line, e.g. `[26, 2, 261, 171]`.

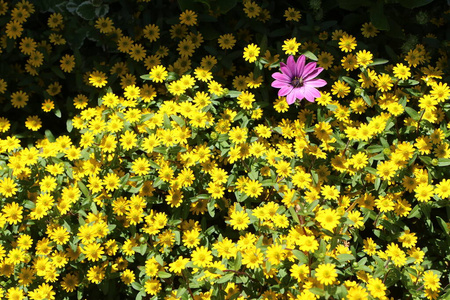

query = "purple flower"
[271, 55, 327, 105]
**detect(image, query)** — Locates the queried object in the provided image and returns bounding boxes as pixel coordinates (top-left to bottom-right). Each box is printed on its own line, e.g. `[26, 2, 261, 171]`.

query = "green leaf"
[303, 51, 318, 61]
[66, 119, 73, 132]
[367, 145, 384, 153]
[367, 58, 389, 67]
[398, 79, 419, 86]
[342, 76, 358, 87]
[384, 268, 401, 287]
[419, 156, 432, 165]
[171, 115, 186, 127]
[289, 207, 300, 225]
[131, 282, 142, 291]
[292, 250, 308, 264]
[405, 107, 420, 120]
[436, 216, 449, 234]
[226, 90, 241, 98]
[216, 272, 234, 284]
[76, 1, 96, 20]
[45, 129, 56, 142]
[438, 158, 450, 166]
[78, 181, 90, 198]
[408, 204, 421, 219]
[337, 253, 355, 263]
[309, 287, 326, 296]
[207, 199, 215, 217]
[95, 4, 109, 18]
[234, 252, 242, 270]
[158, 271, 172, 278]
[140, 74, 151, 80]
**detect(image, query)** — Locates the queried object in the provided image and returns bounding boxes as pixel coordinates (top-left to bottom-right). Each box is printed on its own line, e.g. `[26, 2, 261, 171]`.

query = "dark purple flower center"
[291, 76, 303, 88]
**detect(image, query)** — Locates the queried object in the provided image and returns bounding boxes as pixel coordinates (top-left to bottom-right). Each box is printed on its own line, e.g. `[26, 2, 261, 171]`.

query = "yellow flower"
[284, 7, 301, 21]
[298, 235, 319, 252]
[149, 65, 168, 83]
[341, 53, 358, 71]
[144, 279, 161, 295]
[179, 9, 197, 26]
[317, 51, 334, 70]
[331, 80, 350, 98]
[10, 91, 29, 108]
[321, 185, 340, 200]
[414, 183, 434, 202]
[282, 37, 301, 55]
[0, 177, 18, 198]
[191, 246, 213, 268]
[393, 63, 411, 80]
[19, 37, 36, 55]
[242, 247, 264, 269]
[169, 256, 190, 274]
[361, 22, 379, 38]
[89, 70, 108, 88]
[48, 12, 63, 29]
[87, 265, 105, 284]
[316, 208, 340, 232]
[6, 20, 23, 39]
[143, 24, 160, 42]
[243, 43, 260, 63]
[121, 269, 135, 285]
[61, 273, 79, 292]
[95, 17, 114, 33]
[356, 50, 373, 67]
[218, 33, 236, 50]
[243, 1, 261, 18]
[339, 34, 357, 52]
[367, 277, 386, 298]
[315, 263, 337, 285]
[229, 210, 250, 230]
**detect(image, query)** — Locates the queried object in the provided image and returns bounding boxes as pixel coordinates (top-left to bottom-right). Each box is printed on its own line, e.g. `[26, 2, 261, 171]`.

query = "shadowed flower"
[271, 55, 327, 105]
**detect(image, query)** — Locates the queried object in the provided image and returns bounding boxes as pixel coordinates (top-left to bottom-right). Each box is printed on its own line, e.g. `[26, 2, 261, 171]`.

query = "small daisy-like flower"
[271, 55, 327, 105]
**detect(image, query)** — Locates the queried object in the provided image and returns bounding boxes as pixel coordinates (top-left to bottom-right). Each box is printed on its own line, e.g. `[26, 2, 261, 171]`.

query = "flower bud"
[354, 88, 362, 96]
[210, 132, 218, 140]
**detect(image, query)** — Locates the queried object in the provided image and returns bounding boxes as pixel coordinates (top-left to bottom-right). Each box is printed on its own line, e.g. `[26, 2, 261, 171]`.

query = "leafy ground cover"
[0, 0, 449, 299]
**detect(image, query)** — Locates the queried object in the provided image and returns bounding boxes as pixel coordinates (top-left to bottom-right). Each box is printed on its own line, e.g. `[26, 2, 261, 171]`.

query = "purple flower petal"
[278, 85, 293, 96]
[286, 91, 297, 105]
[303, 86, 321, 102]
[272, 72, 291, 83]
[292, 88, 305, 101]
[303, 78, 327, 88]
[296, 55, 306, 78]
[280, 65, 293, 78]
[286, 56, 296, 72]
[272, 80, 289, 88]
[301, 62, 318, 78]
[303, 67, 324, 80]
